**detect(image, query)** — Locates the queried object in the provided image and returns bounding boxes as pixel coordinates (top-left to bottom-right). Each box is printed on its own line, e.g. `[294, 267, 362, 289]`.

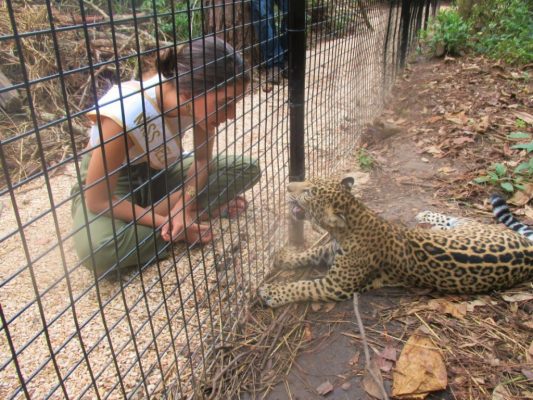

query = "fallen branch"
[353, 293, 389, 400]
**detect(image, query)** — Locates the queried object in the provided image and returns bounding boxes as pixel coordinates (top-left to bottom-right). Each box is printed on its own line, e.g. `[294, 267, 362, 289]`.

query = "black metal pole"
[399, 0, 411, 69]
[423, 0, 431, 30]
[382, 0, 394, 90]
[288, 0, 306, 246]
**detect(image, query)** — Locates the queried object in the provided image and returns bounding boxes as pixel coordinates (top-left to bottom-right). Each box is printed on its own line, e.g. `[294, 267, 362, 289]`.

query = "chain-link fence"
[0, 0, 435, 398]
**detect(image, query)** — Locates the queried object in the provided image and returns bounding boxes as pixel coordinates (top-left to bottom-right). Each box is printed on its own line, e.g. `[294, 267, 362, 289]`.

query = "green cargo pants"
[71, 153, 261, 277]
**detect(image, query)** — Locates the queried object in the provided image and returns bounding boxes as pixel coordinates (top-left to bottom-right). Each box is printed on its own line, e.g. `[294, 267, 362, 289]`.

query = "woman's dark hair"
[156, 36, 249, 95]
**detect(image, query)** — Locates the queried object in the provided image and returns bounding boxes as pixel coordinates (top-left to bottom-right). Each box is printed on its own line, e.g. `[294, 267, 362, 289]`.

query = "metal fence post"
[287, 0, 306, 247]
[399, 0, 411, 68]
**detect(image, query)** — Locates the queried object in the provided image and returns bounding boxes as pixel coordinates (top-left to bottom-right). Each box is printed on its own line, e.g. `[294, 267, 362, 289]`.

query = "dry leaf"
[316, 380, 334, 396]
[303, 324, 313, 342]
[362, 358, 387, 400]
[311, 302, 322, 312]
[341, 382, 351, 390]
[452, 136, 475, 145]
[323, 302, 336, 313]
[492, 384, 510, 400]
[392, 330, 448, 399]
[524, 206, 533, 221]
[428, 299, 467, 319]
[376, 356, 394, 373]
[513, 111, 533, 125]
[427, 115, 443, 123]
[349, 351, 360, 366]
[501, 292, 533, 302]
[475, 115, 490, 132]
[522, 368, 533, 381]
[508, 183, 533, 206]
[445, 111, 468, 125]
[466, 299, 487, 312]
[380, 345, 398, 362]
[437, 166, 456, 174]
[423, 145, 444, 156]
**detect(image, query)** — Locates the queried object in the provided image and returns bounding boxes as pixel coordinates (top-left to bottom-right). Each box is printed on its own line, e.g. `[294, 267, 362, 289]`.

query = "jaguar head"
[287, 176, 355, 232]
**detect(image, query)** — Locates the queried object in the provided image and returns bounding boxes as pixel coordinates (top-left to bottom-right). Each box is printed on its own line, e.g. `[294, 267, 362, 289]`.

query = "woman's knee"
[241, 156, 262, 187]
[73, 221, 165, 278]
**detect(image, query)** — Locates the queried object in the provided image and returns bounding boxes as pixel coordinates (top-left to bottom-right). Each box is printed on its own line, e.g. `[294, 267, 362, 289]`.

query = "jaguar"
[258, 177, 533, 307]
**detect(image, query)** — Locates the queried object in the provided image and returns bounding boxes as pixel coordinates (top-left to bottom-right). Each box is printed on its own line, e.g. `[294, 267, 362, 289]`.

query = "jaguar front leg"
[259, 254, 370, 307]
[273, 241, 340, 270]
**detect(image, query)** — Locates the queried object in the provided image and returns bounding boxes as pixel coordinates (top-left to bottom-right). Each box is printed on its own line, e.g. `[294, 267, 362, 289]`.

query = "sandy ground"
[0, 4, 399, 399]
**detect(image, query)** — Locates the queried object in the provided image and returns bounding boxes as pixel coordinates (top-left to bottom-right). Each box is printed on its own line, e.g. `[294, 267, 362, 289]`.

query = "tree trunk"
[456, 0, 483, 20]
[202, 0, 259, 66]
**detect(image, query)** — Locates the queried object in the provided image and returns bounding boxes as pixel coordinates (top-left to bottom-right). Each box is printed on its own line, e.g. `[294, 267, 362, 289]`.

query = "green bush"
[422, 0, 533, 64]
[421, 8, 472, 56]
[141, 0, 202, 41]
[471, 0, 533, 64]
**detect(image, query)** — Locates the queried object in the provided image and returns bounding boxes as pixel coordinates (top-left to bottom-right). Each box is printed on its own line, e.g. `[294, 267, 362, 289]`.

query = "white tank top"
[87, 75, 193, 170]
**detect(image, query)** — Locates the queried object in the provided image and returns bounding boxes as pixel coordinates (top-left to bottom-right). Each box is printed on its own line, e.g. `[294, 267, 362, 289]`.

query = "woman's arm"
[161, 124, 215, 243]
[184, 124, 215, 202]
[84, 117, 165, 227]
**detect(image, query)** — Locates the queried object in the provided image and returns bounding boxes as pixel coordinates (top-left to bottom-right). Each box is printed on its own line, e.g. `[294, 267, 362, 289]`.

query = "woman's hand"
[160, 205, 213, 244]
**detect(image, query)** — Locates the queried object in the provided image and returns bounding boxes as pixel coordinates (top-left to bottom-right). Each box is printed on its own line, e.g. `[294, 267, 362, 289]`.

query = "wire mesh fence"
[0, 0, 435, 398]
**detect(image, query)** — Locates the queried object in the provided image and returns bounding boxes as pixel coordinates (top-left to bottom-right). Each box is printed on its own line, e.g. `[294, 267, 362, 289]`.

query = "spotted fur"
[258, 177, 533, 308]
[415, 211, 471, 230]
[490, 194, 533, 241]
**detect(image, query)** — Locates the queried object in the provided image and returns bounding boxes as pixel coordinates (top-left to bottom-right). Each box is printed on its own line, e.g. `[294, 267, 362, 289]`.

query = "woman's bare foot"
[200, 195, 248, 220]
[221, 196, 248, 219]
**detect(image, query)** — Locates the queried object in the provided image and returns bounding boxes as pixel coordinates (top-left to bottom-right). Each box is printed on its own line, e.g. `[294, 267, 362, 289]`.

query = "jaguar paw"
[273, 247, 298, 270]
[257, 284, 286, 308]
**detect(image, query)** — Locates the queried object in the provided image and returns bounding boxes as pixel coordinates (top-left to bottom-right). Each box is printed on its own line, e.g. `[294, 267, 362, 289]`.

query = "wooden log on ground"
[0, 70, 23, 114]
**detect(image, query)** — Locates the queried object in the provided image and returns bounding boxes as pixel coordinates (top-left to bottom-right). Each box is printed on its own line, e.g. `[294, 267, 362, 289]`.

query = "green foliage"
[470, 0, 533, 64]
[141, 0, 202, 41]
[421, 1, 533, 64]
[356, 148, 375, 170]
[421, 8, 472, 56]
[507, 131, 531, 140]
[474, 156, 533, 193]
[515, 118, 527, 129]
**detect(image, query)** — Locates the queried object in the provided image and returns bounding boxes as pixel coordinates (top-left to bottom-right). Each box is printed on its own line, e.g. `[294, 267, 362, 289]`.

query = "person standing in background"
[251, 0, 288, 84]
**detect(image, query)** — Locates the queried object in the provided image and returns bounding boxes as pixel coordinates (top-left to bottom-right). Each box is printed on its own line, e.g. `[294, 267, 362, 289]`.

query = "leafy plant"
[512, 142, 533, 153]
[141, 0, 202, 41]
[508, 130, 533, 154]
[474, 160, 532, 193]
[515, 118, 527, 129]
[470, 0, 533, 64]
[356, 148, 375, 170]
[421, 8, 472, 56]
[421, 0, 533, 64]
[507, 131, 531, 140]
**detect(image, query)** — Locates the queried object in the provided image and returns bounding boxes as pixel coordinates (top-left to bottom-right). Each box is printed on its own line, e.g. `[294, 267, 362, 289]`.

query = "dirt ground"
[256, 56, 533, 400]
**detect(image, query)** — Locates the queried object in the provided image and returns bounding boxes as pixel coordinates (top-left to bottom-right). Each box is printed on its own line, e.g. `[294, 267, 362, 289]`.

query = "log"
[0, 70, 23, 114]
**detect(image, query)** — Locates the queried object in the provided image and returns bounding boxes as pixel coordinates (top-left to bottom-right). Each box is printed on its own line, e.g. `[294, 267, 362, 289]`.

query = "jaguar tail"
[490, 194, 533, 241]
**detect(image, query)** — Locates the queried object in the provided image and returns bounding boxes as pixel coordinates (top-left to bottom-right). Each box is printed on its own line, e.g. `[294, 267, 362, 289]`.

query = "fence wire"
[0, 0, 435, 398]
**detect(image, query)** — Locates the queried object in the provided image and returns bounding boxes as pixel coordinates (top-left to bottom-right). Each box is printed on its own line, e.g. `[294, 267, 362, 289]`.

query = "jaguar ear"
[340, 176, 354, 190]
[323, 207, 347, 230]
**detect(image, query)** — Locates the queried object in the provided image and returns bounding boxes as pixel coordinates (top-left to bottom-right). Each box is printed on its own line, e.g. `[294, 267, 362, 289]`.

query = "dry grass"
[0, 2, 159, 186]
[379, 288, 533, 399]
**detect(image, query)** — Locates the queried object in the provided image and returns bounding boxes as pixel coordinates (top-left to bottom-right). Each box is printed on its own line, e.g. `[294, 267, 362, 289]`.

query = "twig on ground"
[353, 292, 389, 400]
[83, 0, 109, 19]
